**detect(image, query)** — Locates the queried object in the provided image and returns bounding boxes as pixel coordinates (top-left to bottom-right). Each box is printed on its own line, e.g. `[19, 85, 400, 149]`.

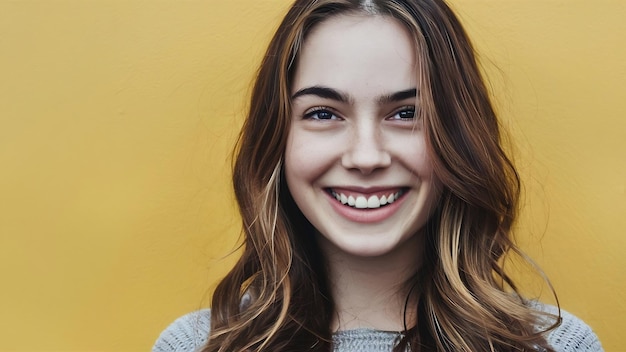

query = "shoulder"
[152, 309, 211, 352]
[533, 302, 604, 352]
[151, 305, 603, 352]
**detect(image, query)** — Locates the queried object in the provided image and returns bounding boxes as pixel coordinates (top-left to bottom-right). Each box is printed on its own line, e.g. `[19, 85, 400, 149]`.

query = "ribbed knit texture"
[152, 303, 603, 352]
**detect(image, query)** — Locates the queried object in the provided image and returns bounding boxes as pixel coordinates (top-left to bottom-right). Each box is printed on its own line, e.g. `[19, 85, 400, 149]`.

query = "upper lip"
[326, 186, 407, 194]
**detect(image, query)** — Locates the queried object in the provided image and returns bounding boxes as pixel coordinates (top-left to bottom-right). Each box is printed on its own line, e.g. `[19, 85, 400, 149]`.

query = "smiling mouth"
[327, 188, 407, 209]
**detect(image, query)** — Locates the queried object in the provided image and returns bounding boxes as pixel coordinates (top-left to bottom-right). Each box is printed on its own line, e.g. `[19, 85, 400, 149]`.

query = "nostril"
[341, 147, 392, 174]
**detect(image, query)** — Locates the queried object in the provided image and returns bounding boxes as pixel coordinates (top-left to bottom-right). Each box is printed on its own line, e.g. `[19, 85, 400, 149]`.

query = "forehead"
[292, 14, 417, 96]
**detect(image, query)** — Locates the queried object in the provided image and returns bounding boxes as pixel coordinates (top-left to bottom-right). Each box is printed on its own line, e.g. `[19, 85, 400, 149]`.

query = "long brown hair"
[202, 0, 559, 351]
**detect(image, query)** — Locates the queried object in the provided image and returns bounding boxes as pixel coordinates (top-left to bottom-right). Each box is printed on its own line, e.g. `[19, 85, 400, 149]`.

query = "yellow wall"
[0, 1, 623, 350]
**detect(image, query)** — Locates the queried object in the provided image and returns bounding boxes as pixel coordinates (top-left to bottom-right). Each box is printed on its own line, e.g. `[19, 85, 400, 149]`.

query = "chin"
[317, 230, 421, 259]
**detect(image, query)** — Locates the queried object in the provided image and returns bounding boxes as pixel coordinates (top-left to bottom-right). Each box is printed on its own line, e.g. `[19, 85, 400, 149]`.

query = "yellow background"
[0, 1, 623, 350]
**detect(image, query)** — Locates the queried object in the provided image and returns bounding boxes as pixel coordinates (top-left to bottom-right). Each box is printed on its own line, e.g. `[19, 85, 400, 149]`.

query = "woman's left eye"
[389, 106, 416, 120]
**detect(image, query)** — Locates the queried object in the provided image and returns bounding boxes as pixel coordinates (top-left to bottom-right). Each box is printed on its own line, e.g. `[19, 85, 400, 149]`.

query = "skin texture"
[285, 14, 441, 330]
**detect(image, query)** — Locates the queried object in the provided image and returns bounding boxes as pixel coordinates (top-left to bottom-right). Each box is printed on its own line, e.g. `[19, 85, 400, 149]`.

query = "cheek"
[284, 129, 341, 185]
[408, 140, 442, 206]
[390, 133, 434, 177]
[284, 131, 311, 185]
[415, 150, 436, 179]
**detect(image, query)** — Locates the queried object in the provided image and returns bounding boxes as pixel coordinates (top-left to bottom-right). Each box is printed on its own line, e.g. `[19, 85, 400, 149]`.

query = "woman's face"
[285, 14, 440, 258]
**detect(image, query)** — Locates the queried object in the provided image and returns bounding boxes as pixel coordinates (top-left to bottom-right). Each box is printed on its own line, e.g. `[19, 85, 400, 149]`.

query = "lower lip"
[326, 191, 407, 223]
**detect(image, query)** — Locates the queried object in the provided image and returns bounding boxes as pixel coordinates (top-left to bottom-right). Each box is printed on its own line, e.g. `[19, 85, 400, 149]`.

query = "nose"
[341, 122, 391, 175]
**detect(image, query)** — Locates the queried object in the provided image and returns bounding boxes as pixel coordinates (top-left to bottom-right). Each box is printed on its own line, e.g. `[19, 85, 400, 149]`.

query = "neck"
[319, 234, 424, 332]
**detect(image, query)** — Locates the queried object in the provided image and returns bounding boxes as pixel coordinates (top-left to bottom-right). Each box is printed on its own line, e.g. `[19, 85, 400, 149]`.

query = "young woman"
[154, 0, 603, 351]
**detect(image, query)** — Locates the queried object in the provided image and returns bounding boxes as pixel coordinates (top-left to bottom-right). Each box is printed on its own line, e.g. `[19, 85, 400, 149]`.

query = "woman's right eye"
[303, 108, 339, 120]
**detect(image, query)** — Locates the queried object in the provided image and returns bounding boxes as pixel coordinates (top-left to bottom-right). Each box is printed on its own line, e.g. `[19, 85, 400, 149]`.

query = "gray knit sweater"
[152, 304, 603, 351]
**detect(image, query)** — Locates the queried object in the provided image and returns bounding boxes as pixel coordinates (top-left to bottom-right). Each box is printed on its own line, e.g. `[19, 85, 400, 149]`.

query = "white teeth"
[355, 196, 368, 208]
[331, 189, 404, 209]
[367, 195, 380, 208]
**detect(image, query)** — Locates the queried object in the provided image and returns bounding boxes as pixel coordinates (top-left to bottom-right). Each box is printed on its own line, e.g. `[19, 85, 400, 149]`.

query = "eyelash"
[389, 106, 416, 120]
[302, 107, 340, 120]
[301, 105, 417, 121]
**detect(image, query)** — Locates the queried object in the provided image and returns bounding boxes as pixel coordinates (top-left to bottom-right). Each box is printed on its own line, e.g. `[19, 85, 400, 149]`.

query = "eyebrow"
[291, 86, 417, 104]
[291, 86, 350, 103]
[378, 88, 417, 104]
